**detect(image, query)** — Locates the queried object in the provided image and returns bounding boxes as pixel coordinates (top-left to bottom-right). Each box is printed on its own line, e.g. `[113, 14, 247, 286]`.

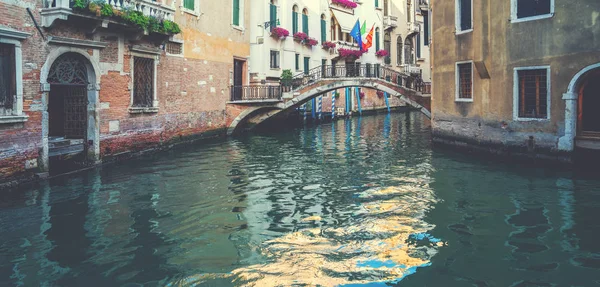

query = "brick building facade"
[0, 0, 250, 185]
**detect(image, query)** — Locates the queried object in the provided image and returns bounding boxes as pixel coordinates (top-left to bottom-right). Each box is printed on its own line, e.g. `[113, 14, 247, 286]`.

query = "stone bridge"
[226, 65, 431, 135]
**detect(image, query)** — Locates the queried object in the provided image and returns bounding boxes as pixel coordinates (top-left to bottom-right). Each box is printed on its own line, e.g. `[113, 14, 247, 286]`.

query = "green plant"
[100, 3, 114, 17]
[72, 0, 88, 10]
[162, 20, 181, 34]
[122, 10, 149, 31]
[148, 17, 161, 33]
[281, 69, 293, 85]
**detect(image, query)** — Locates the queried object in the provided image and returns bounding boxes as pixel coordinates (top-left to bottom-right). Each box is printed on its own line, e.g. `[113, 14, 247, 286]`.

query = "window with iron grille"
[270, 50, 280, 69]
[517, 68, 548, 119]
[166, 42, 182, 55]
[456, 62, 472, 100]
[516, 0, 551, 19]
[456, 0, 472, 32]
[0, 43, 15, 110]
[133, 57, 155, 107]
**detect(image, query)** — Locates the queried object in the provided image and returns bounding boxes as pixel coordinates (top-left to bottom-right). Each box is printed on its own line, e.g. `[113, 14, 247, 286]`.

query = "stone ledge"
[128, 107, 159, 114]
[48, 36, 108, 49]
[0, 115, 28, 124]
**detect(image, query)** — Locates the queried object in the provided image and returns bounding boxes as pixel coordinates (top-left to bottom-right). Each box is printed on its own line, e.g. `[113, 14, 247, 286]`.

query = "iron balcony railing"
[230, 64, 428, 102]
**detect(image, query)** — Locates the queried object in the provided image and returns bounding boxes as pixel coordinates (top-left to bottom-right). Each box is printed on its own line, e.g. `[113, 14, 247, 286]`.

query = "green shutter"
[375, 0, 379, 8]
[233, 0, 240, 26]
[321, 19, 326, 43]
[293, 12, 298, 34]
[304, 57, 310, 75]
[270, 4, 277, 31]
[375, 30, 380, 51]
[184, 0, 194, 11]
[295, 54, 299, 70]
[302, 14, 308, 35]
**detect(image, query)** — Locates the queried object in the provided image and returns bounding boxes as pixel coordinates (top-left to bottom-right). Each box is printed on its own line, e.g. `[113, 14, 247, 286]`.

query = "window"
[0, 43, 15, 112]
[512, 0, 553, 22]
[295, 53, 300, 71]
[384, 32, 391, 65]
[302, 8, 309, 36]
[330, 17, 337, 41]
[455, 0, 472, 33]
[514, 67, 550, 120]
[133, 57, 155, 108]
[384, 0, 388, 16]
[456, 61, 473, 101]
[423, 12, 429, 45]
[183, 0, 195, 11]
[270, 1, 277, 32]
[292, 5, 299, 34]
[396, 36, 402, 65]
[166, 42, 182, 55]
[375, 28, 380, 51]
[404, 36, 413, 65]
[232, 0, 240, 26]
[270, 50, 280, 69]
[416, 32, 421, 59]
[375, 0, 379, 8]
[320, 14, 327, 43]
[304, 57, 310, 75]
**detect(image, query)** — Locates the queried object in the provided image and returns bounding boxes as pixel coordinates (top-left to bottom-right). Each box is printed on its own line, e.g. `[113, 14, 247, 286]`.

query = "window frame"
[129, 53, 159, 113]
[455, 0, 473, 35]
[455, 60, 474, 102]
[270, 50, 280, 70]
[0, 28, 29, 123]
[181, 0, 199, 16]
[510, 0, 554, 23]
[513, 66, 551, 121]
[232, 0, 245, 30]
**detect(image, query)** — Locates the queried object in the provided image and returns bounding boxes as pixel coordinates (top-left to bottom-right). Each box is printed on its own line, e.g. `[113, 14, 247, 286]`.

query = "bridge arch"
[228, 77, 431, 135]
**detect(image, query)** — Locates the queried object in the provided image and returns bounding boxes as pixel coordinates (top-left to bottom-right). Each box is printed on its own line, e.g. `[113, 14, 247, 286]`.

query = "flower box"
[338, 48, 365, 59]
[322, 41, 336, 50]
[306, 37, 318, 47]
[293, 32, 308, 42]
[331, 0, 358, 9]
[271, 27, 290, 39]
[375, 50, 389, 57]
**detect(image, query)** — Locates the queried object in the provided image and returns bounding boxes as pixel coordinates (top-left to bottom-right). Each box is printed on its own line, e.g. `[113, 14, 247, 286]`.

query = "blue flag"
[350, 20, 363, 50]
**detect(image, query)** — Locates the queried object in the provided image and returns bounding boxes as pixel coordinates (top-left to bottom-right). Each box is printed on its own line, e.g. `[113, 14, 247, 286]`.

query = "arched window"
[330, 16, 337, 41]
[302, 8, 309, 36]
[404, 36, 413, 65]
[292, 5, 299, 34]
[375, 27, 380, 51]
[321, 14, 327, 43]
[396, 36, 403, 65]
[384, 32, 391, 65]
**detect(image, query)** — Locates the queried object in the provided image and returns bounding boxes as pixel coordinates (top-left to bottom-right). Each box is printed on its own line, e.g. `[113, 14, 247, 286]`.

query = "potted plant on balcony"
[271, 27, 290, 40]
[375, 50, 389, 58]
[338, 48, 365, 59]
[305, 37, 318, 47]
[293, 32, 308, 43]
[331, 0, 358, 9]
[281, 69, 293, 87]
[322, 41, 336, 50]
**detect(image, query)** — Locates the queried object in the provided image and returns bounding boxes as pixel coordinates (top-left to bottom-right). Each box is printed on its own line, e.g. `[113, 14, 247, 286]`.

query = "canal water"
[1, 112, 599, 286]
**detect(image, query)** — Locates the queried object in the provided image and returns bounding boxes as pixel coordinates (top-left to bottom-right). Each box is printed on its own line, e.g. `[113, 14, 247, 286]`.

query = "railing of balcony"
[44, 0, 175, 21]
[230, 85, 282, 102]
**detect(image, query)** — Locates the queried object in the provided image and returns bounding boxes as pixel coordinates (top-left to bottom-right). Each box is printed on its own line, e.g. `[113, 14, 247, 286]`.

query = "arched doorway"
[41, 50, 100, 174]
[578, 70, 600, 136]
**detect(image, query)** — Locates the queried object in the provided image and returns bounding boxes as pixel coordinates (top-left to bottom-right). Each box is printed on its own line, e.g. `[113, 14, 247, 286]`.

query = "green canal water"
[1, 112, 600, 286]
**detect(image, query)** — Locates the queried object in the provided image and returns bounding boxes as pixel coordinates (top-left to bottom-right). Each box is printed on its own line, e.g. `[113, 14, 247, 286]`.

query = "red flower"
[332, 0, 358, 9]
[375, 50, 389, 57]
[271, 27, 290, 39]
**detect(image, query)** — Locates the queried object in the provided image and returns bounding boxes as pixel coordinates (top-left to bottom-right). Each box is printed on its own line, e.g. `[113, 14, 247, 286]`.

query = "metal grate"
[166, 42, 182, 55]
[47, 53, 88, 85]
[133, 57, 154, 107]
[518, 69, 548, 118]
[458, 63, 472, 99]
[64, 86, 88, 139]
[0, 43, 15, 109]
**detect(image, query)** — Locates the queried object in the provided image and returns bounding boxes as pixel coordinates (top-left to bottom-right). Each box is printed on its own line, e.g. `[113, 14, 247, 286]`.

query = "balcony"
[41, 0, 176, 29]
[383, 16, 398, 30]
[403, 65, 421, 75]
[418, 0, 429, 11]
[407, 21, 420, 35]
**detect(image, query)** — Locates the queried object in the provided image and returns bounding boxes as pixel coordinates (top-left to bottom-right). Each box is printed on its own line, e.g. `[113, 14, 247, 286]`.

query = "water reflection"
[1, 112, 600, 286]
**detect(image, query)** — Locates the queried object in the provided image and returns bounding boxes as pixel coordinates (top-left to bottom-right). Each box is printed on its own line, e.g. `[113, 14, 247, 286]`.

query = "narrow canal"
[1, 112, 599, 286]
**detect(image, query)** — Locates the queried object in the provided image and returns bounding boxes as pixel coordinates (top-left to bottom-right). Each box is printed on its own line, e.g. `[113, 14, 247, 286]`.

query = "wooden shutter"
[293, 11, 298, 34]
[270, 4, 277, 31]
[375, 0, 379, 8]
[375, 30, 380, 51]
[416, 32, 421, 58]
[233, 0, 240, 26]
[321, 19, 326, 43]
[302, 14, 309, 35]
[184, 0, 194, 11]
[423, 12, 429, 45]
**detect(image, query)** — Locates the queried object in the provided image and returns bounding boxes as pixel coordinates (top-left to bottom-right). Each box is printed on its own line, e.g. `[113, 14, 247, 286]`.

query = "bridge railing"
[230, 85, 282, 102]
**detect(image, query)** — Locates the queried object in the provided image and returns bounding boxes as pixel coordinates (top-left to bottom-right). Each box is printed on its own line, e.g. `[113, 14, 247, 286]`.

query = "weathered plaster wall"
[431, 0, 600, 154]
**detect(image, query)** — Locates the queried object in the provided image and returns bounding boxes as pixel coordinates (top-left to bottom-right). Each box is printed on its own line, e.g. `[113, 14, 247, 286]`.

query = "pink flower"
[338, 48, 365, 58]
[376, 50, 389, 57]
[306, 37, 319, 46]
[332, 0, 358, 9]
[293, 32, 308, 41]
[322, 41, 336, 49]
[271, 27, 290, 39]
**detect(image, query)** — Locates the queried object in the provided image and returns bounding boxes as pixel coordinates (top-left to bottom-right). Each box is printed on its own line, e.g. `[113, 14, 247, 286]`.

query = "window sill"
[510, 13, 554, 23]
[270, 67, 281, 71]
[455, 98, 473, 103]
[514, 117, 550, 122]
[182, 8, 200, 17]
[0, 115, 28, 124]
[232, 25, 244, 32]
[129, 107, 159, 114]
[375, 7, 382, 11]
[455, 29, 473, 35]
